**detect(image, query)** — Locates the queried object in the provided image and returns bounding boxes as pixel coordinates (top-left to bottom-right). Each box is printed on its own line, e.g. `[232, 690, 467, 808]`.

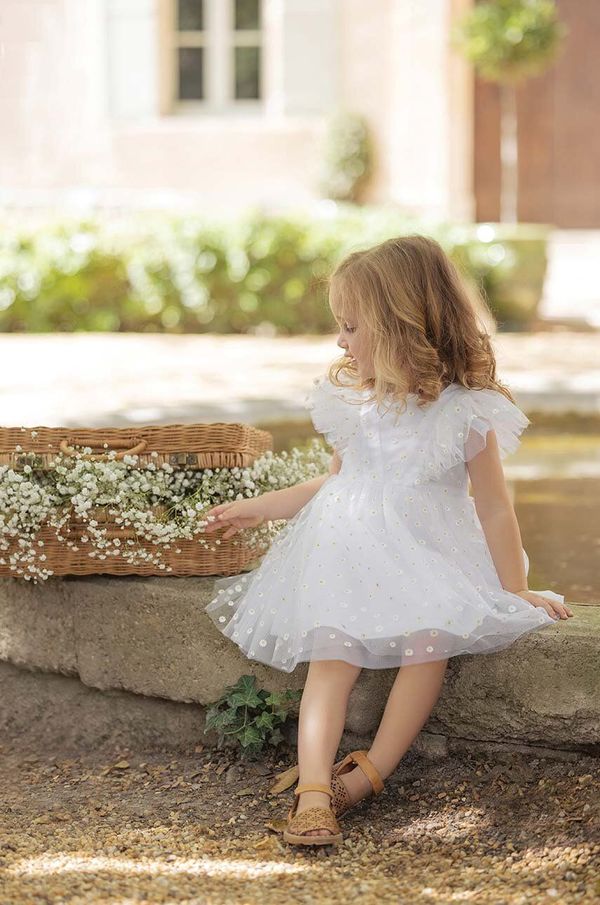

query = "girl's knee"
[308, 659, 362, 683]
[401, 656, 449, 675]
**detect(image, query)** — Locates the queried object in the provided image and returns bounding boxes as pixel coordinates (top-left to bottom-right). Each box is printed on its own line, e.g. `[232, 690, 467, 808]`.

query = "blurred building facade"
[0, 0, 597, 226]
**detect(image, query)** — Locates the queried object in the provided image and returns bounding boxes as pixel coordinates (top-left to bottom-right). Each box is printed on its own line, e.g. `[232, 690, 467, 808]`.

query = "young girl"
[203, 235, 573, 848]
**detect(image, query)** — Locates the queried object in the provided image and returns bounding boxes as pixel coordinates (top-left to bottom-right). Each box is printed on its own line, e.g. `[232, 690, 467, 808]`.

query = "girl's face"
[330, 290, 373, 378]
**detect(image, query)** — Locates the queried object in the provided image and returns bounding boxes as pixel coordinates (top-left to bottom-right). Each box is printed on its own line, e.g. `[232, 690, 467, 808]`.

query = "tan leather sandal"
[330, 750, 385, 817]
[271, 750, 385, 819]
[282, 782, 343, 847]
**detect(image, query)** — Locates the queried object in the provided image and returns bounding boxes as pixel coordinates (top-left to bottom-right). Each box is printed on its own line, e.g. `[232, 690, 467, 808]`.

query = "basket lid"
[0, 422, 273, 470]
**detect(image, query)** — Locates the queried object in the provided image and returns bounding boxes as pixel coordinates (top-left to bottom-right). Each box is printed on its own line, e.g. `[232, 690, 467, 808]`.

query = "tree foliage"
[453, 0, 567, 84]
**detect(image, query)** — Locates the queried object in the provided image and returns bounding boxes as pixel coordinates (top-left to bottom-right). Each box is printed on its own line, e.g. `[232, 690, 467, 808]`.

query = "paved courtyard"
[0, 329, 599, 430]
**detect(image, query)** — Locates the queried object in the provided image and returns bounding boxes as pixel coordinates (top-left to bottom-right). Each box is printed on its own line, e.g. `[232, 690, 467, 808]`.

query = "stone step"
[1, 576, 598, 756]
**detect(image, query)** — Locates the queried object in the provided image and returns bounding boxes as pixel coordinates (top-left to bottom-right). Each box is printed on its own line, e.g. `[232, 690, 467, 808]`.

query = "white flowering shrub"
[0, 434, 331, 583]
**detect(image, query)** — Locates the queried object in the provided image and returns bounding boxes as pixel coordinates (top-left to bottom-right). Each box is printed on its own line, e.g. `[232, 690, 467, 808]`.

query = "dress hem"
[206, 608, 559, 674]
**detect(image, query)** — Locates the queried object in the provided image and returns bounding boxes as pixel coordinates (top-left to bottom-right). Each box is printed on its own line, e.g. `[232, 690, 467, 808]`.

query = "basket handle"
[59, 437, 148, 461]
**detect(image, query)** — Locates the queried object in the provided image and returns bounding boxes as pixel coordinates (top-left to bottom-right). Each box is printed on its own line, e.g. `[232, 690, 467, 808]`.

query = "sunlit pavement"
[542, 230, 600, 329]
[0, 329, 599, 429]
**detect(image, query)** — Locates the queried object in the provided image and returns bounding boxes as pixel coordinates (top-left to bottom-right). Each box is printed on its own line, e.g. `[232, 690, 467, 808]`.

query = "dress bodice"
[304, 374, 530, 490]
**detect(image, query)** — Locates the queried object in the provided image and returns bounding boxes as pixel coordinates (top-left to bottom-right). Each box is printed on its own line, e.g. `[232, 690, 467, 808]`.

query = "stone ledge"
[0, 660, 587, 762]
[0, 576, 598, 753]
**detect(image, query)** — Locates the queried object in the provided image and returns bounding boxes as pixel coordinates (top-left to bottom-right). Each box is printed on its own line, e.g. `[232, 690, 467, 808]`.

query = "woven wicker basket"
[0, 422, 272, 471]
[0, 510, 264, 578]
[0, 422, 273, 579]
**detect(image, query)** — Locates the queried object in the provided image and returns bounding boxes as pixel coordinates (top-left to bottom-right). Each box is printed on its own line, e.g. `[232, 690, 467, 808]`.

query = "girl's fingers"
[202, 511, 246, 537]
[540, 596, 573, 619]
[543, 602, 561, 619]
[202, 507, 235, 532]
[204, 505, 235, 522]
[526, 595, 563, 620]
[202, 503, 263, 536]
[529, 594, 558, 614]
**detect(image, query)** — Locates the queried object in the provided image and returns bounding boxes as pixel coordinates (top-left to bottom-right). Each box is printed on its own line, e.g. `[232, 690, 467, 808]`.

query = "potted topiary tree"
[451, 0, 568, 329]
[316, 111, 374, 205]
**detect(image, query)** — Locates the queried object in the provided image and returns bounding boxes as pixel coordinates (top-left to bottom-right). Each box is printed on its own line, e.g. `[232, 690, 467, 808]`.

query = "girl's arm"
[264, 447, 342, 520]
[466, 430, 528, 593]
[466, 431, 572, 620]
[203, 448, 343, 535]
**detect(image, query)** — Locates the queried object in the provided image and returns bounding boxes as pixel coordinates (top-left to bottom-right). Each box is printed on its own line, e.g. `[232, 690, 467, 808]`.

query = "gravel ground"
[1, 738, 598, 905]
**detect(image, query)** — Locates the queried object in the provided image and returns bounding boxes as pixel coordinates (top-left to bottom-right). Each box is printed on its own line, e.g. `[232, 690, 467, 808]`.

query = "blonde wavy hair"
[327, 234, 515, 417]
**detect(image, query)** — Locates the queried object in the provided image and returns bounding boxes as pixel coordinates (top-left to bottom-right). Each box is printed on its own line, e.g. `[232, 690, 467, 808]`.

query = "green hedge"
[0, 207, 548, 333]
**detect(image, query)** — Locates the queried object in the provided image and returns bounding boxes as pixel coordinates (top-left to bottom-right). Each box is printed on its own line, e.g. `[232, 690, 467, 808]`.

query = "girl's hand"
[514, 590, 574, 621]
[201, 498, 269, 540]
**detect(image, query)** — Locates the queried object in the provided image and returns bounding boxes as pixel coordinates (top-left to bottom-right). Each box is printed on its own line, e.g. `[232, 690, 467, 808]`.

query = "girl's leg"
[339, 657, 449, 806]
[294, 658, 362, 837]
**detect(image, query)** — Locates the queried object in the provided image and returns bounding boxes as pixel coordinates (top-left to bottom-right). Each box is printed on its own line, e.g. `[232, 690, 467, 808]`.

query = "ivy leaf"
[269, 728, 284, 745]
[254, 711, 275, 731]
[239, 725, 262, 748]
[228, 691, 262, 709]
[226, 675, 264, 709]
[203, 707, 221, 731]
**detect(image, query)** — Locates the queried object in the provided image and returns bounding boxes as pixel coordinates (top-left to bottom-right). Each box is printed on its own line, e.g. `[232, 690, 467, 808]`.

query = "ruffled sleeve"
[303, 374, 363, 457]
[415, 385, 530, 483]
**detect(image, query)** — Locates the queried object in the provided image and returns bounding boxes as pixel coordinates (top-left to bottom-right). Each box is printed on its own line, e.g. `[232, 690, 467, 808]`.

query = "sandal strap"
[294, 783, 334, 798]
[337, 750, 384, 795]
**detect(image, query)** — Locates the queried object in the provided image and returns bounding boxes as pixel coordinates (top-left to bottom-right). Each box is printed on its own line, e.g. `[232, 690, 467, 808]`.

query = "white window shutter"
[281, 0, 340, 115]
[106, 0, 159, 118]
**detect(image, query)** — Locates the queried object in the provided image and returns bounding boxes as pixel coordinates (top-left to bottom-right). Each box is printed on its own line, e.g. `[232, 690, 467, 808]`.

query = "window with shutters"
[164, 0, 263, 113]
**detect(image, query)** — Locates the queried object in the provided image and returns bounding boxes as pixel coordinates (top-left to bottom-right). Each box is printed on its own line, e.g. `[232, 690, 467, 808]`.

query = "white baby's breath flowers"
[0, 438, 331, 583]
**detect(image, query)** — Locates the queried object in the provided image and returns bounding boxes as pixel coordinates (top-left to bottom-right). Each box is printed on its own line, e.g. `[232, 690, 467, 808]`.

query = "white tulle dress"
[204, 374, 563, 673]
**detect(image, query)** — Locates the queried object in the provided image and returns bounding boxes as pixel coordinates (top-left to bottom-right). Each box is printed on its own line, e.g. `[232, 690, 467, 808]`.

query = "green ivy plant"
[204, 674, 301, 759]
